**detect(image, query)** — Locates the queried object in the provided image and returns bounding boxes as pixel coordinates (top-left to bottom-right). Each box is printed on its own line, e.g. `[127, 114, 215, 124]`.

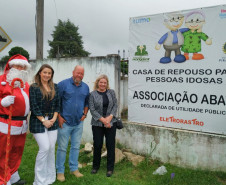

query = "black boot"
[106, 171, 113, 177]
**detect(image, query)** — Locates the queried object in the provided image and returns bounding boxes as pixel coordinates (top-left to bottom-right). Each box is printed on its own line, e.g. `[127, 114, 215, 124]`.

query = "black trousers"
[92, 124, 116, 171]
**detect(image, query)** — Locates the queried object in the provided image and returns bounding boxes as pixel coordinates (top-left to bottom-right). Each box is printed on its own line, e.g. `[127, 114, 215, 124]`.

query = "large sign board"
[0, 27, 12, 52]
[128, 5, 226, 135]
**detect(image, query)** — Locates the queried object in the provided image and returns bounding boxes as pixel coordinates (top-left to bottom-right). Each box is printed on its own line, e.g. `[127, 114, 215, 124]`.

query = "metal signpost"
[0, 27, 12, 52]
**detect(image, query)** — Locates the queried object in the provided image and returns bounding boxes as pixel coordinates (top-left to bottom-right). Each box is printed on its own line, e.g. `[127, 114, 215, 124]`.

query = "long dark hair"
[34, 64, 55, 100]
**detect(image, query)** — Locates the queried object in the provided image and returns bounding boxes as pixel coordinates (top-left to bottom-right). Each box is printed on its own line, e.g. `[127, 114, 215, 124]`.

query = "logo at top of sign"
[133, 17, 151, 24]
[219, 9, 226, 19]
[0, 27, 12, 52]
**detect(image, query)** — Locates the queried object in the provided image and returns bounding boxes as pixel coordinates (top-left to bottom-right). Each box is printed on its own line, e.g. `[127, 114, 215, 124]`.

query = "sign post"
[0, 27, 12, 52]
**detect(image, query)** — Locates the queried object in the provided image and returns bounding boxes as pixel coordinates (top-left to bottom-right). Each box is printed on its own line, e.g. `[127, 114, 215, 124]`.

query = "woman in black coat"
[89, 74, 118, 177]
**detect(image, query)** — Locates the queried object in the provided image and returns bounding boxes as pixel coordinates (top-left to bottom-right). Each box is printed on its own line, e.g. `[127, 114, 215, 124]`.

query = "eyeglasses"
[185, 19, 205, 24]
[168, 16, 184, 22]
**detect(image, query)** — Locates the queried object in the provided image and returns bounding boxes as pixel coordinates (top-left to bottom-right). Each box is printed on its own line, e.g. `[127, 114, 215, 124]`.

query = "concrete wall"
[120, 77, 128, 112]
[116, 121, 226, 172]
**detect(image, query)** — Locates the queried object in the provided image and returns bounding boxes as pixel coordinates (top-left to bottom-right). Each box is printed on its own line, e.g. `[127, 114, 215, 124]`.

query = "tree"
[8, 46, 30, 59]
[121, 59, 128, 75]
[48, 19, 90, 58]
[0, 46, 29, 63]
[0, 55, 10, 63]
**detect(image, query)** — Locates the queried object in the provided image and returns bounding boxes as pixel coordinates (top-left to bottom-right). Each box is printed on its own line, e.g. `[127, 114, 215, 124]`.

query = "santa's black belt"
[0, 114, 27, 120]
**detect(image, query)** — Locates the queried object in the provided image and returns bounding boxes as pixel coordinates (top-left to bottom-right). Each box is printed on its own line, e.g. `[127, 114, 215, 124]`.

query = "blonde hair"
[93, 74, 110, 90]
[34, 64, 55, 100]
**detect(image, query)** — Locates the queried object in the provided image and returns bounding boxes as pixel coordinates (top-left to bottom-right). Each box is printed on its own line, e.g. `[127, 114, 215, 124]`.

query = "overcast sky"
[0, 0, 225, 59]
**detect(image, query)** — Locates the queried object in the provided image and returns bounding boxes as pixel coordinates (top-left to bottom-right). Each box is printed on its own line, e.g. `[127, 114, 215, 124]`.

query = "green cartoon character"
[182, 10, 212, 60]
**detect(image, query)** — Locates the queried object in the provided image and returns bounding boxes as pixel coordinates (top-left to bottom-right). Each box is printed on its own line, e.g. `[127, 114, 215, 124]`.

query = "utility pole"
[36, 0, 44, 59]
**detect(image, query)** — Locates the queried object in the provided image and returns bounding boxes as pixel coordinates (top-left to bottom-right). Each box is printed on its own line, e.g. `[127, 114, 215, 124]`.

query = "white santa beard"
[6, 68, 28, 88]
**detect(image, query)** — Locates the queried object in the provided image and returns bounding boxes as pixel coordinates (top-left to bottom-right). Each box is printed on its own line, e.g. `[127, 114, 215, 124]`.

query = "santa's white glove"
[1, 96, 16, 107]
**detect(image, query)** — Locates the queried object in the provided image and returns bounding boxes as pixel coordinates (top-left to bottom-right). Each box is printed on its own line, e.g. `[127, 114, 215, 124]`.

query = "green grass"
[19, 134, 226, 185]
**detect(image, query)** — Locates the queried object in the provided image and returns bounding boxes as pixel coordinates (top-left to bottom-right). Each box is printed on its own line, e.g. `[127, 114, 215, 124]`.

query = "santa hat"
[8, 54, 31, 69]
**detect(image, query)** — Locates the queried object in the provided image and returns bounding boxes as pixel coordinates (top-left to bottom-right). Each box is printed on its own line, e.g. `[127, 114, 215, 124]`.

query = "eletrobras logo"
[133, 17, 151, 24]
[132, 45, 150, 62]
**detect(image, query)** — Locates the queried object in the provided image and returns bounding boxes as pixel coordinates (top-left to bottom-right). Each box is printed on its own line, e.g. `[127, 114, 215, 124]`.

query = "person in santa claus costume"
[0, 54, 31, 185]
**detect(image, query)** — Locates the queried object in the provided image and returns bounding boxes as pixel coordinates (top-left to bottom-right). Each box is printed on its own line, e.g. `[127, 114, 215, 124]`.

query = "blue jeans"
[56, 122, 83, 173]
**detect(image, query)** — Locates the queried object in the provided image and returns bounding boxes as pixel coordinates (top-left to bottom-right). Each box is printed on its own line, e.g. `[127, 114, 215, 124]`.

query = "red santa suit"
[0, 55, 30, 184]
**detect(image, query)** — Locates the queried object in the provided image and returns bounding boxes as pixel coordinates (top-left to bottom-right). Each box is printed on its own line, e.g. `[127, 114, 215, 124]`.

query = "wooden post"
[36, 0, 44, 59]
